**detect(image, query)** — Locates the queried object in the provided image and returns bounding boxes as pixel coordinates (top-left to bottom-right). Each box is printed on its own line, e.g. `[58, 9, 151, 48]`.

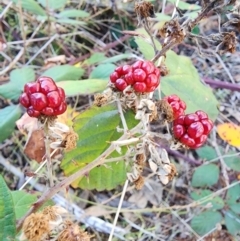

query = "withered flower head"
[94, 93, 109, 107]
[135, 153, 146, 167]
[61, 130, 79, 151]
[134, 175, 145, 190]
[20, 213, 50, 241]
[154, 99, 174, 123]
[159, 19, 186, 45]
[42, 205, 68, 221]
[135, 1, 155, 25]
[216, 32, 237, 54]
[57, 222, 91, 241]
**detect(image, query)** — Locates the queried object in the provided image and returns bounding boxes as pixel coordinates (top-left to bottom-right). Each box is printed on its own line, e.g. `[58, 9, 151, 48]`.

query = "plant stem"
[44, 122, 54, 187]
[108, 179, 129, 241]
[16, 123, 142, 232]
[151, 39, 178, 63]
[203, 77, 240, 91]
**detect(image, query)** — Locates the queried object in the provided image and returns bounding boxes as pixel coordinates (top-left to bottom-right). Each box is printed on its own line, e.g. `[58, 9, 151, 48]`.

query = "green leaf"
[134, 31, 219, 121]
[134, 36, 161, 61]
[89, 63, 116, 79]
[197, 147, 240, 171]
[11, 190, 53, 221]
[224, 211, 240, 236]
[37, 0, 67, 10]
[0, 67, 35, 100]
[191, 189, 224, 210]
[0, 105, 21, 142]
[224, 152, 240, 171]
[58, 9, 90, 18]
[226, 183, 240, 202]
[12, 0, 46, 16]
[191, 211, 222, 235]
[56, 19, 86, 26]
[155, 13, 172, 22]
[57, 79, 107, 96]
[226, 183, 240, 214]
[41, 65, 84, 82]
[83, 53, 107, 66]
[61, 104, 139, 191]
[0, 175, 16, 240]
[11, 190, 38, 220]
[196, 146, 217, 161]
[191, 164, 219, 187]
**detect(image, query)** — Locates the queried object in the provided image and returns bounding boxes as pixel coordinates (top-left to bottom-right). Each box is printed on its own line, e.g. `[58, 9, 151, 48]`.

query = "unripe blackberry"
[109, 60, 161, 93]
[163, 94, 186, 119]
[173, 110, 213, 149]
[19, 76, 67, 118]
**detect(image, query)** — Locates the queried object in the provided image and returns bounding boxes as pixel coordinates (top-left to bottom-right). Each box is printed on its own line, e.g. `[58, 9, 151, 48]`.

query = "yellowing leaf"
[74, 62, 81, 68]
[217, 123, 240, 147]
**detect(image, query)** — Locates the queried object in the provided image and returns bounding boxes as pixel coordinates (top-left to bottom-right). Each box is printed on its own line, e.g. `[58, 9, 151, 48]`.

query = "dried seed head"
[57, 223, 91, 241]
[168, 163, 178, 181]
[62, 130, 79, 151]
[155, 99, 174, 123]
[135, 153, 146, 167]
[42, 205, 68, 221]
[42, 206, 58, 221]
[94, 93, 110, 107]
[158, 163, 178, 185]
[21, 213, 50, 241]
[135, 1, 155, 23]
[159, 19, 185, 45]
[216, 32, 237, 54]
[134, 175, 145, 190]
[159, 64, 169, 77]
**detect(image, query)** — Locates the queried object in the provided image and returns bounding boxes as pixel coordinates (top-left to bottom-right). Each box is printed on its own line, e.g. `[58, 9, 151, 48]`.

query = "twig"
[108, 180, 129, 241]
[165, 147, 202, 166]
[0, 2, 13, 18]
[203, 77, 240, 91]
[163, 201, 201, 240]
[0, 48, 25, 75]
[25, 34, 58, 65]
[212, 128, 229, 187]
[213, 52, 236, 84]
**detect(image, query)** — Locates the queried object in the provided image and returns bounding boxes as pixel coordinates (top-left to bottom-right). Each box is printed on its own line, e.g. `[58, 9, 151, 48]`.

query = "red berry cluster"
[163, 94, 186, 119]
[110, 60, 160, 93]
[19, 76, 67, 118]
[173, 110, 213, 149]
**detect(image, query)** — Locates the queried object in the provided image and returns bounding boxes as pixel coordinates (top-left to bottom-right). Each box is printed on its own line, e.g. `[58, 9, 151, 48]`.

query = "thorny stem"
[151, 39, 178, 63]
[203, 78, 240, 91]
[16, 123, 142, 232]
[165, 147, 202, 166]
